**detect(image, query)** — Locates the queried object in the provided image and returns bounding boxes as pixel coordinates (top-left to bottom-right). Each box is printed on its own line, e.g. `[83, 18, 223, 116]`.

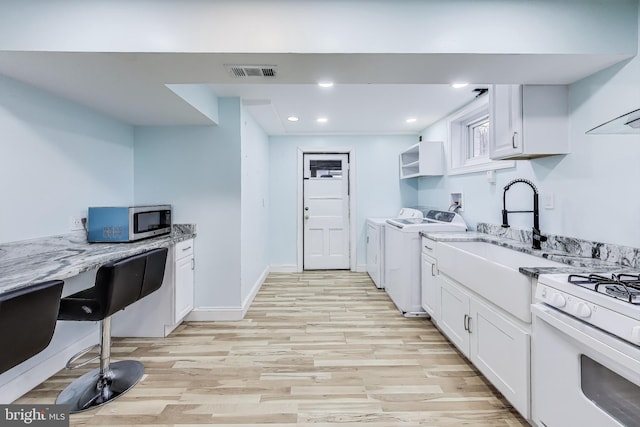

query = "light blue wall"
[134, 98, 242, 308]
[0, 75, 134, 243]
[268, 135, 417, 269]
[240, 106, 270, 302]
[417, 5, 640, 247]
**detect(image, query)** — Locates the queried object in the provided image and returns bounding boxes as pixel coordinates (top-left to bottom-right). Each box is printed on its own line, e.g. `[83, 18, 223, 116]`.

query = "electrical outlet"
[69, 216, 85, 231]
[543, 193, 554, 209]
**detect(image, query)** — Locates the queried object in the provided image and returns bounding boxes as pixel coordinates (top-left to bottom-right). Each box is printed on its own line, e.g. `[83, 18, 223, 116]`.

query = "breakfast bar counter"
[0, 224, 196, 295]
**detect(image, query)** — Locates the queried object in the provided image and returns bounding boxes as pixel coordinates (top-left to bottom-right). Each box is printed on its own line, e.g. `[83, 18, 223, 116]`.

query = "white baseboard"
[269, 264, 298, 273]
[242, 265, 269, 317]
[186, 265, 270, 321]
[184, 307, 244, 321]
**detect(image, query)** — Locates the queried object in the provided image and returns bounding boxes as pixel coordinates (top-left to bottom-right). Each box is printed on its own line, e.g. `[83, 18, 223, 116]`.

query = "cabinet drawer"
[422, 237, 436, 257]
[175, 239, 194, 259]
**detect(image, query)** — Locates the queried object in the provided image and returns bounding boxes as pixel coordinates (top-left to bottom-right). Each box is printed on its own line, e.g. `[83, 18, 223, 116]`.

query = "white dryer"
[366, 218, 387, 289]
[384, 208, 466, 316]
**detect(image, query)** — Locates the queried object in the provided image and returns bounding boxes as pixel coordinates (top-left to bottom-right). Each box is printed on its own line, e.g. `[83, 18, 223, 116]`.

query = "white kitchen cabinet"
[174, 239, 195, 321]
[399, 141, 444, 179]
[437, 273, 531, 420]
[420, 237, 439, 320]
[438, 275, 471, 356]
[469, 297, 530, 419]
[489, 85, 569, 160]
[112, 238, 195, 337]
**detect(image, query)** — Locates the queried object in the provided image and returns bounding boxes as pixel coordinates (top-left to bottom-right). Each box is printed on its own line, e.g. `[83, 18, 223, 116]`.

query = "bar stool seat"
[56, 247, 168, 413]
[0, 280, 64, 374]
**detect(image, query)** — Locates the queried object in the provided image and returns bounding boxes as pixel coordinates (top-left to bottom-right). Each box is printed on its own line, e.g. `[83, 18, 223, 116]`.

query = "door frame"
[297, 147, 356, 272]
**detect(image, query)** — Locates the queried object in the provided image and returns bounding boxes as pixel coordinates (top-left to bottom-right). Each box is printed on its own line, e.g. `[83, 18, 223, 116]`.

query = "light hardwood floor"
[18, 271, 529, 426]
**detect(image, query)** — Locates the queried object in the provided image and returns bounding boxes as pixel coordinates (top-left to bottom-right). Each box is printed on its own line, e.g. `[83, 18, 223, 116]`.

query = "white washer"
[384, 209, 467, 316]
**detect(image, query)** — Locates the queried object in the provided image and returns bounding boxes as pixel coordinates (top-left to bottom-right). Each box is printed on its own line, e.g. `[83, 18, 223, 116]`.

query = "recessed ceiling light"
[451, 83, 469, 89]
[287, 116, 299, 122]
[318, 81, 334, 88]
[406, 118, 417, 123]
[317, 117, 328, 123]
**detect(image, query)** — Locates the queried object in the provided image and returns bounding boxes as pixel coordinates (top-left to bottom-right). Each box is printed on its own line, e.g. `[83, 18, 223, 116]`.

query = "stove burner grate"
[568, 273, 640, 304]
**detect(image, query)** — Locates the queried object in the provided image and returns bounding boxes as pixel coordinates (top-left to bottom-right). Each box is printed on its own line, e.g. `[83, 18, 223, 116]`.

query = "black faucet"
[501, 178, 547, 250]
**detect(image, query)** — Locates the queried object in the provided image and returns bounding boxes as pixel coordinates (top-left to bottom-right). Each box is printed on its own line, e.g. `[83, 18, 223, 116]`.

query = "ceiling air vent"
[225, 65, 277, 78]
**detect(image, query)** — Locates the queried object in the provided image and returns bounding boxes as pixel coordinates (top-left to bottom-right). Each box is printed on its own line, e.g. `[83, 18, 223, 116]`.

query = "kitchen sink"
[436, 240, 566, 322]
[443, 241, 566, 269]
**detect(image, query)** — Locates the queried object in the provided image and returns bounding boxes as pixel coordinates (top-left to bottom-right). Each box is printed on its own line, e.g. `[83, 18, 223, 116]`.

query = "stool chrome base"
[56, 360, 144, 413]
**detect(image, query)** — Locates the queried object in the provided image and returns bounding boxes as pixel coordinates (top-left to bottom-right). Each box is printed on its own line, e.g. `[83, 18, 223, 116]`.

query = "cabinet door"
[366, 224, 380, 286]
[174, 254, 194, 322]
[421, 254, 439, 320]
[469, 297, 530, 419]
[490, 84, 523, 159]
[438, 277, 470, 357]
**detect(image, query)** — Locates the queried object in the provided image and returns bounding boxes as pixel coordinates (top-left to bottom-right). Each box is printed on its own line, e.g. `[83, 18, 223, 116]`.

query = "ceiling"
[0, 51, 629, 135]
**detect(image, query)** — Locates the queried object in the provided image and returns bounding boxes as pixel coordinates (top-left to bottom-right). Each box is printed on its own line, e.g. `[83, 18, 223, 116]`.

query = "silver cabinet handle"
[182, 246, 192, 251]
[431, 264, 436, 276]
[512, 131, 518, 149]
[464, 314, 468, 332]
[191, 258, 195, 270]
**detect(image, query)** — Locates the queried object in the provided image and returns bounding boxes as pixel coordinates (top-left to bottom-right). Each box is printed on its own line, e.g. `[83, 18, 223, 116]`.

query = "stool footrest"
[65, 344, 100, 370]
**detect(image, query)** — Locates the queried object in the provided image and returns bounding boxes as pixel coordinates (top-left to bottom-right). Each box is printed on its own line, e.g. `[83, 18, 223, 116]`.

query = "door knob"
[305, 215, 309, 220]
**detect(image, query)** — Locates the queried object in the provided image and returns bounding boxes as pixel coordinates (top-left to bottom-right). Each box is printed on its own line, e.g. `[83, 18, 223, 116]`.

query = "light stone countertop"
[0, 224, 196, 295]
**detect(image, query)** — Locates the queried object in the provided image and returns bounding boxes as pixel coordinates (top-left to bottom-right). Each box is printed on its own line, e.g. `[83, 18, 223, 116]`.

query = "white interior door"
[303, 153, 350, 270]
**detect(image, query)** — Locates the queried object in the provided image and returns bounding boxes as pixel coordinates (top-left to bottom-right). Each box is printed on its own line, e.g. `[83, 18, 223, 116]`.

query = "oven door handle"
[532, 304, 640, 370]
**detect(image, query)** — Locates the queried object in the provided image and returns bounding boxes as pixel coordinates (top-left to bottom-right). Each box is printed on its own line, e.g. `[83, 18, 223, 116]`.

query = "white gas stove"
[536, 272, 640, 345]
[533, 271, 640, 427]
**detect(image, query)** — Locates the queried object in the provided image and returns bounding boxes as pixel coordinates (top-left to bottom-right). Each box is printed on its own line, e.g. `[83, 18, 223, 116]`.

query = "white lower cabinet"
[112, 238, 195, 337]
[420, 237, 440, 320]
[438, 275, 531, 420]
[420, 253, 439, 320]
[174, 240, 195, 321]
[438, 276, 470, 354]
[469, 297, 530, 419]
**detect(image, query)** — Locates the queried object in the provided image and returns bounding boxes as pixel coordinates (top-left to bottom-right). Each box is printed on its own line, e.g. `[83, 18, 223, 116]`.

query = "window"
[447, 93, 514, 175]
[309, 159, 343, 178]
[466, 114, 490, 164]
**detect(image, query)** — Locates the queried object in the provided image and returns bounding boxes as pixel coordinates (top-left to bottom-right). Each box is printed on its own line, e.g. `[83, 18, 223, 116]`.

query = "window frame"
[447, 94, 514, 175]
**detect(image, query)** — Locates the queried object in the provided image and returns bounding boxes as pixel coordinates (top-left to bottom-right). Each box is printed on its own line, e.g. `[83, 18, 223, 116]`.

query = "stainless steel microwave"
[87, 205, 172, 243]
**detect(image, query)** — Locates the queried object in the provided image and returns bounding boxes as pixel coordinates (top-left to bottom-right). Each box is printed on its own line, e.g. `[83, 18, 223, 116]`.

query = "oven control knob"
[549, 293, 566, 308]
[574, 302, 592, 318]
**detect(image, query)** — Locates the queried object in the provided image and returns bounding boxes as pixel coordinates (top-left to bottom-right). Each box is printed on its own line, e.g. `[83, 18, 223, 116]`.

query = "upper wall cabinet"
[489, 85, 569, 160]
[399, 141, 444, 179]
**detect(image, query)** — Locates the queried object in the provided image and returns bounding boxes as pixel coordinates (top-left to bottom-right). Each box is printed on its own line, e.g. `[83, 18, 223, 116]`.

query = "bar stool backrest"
[95, 255, 147, 318]
[0, 280, 64, 374]
[139, 248, 168, 299]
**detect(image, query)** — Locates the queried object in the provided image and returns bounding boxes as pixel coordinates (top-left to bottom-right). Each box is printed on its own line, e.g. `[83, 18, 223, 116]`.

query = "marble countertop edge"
[0, 225, 196, 295]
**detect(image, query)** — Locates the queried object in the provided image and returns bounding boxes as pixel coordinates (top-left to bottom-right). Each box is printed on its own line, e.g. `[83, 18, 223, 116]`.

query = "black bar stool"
[0, 280, 64, 374]
[56, 247, 168, 413]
